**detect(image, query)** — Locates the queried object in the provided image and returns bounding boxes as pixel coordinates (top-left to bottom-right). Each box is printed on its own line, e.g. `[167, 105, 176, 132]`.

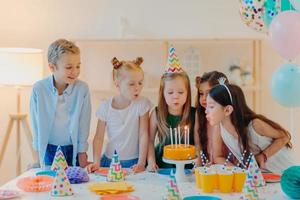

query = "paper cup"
[201, 170, 217, 193]
[218, 171, 234, 193]
[233, 168, 247, 192]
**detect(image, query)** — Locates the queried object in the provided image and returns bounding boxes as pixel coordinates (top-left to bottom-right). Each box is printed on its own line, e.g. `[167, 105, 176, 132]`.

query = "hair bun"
[111, 57, 122, 69]
[134, 57, 144, 66]
[195, 76, 201, 88]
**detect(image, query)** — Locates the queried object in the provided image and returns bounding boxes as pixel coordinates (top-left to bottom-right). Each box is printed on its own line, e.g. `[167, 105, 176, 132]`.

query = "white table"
[0, 169, 288, 200]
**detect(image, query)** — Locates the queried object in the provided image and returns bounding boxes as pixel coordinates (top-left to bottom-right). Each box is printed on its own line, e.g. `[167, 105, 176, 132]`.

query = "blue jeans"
[100, 154, 138, 168]
[44, 144, 79, 166]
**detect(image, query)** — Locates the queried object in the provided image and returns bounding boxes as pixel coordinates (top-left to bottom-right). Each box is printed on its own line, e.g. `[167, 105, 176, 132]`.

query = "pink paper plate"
[100, 194, 140, 200]
[0, 189, 20, 199]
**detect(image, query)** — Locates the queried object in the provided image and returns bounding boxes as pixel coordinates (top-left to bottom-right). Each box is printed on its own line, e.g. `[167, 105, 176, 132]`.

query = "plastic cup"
[201, 170, 217, 193]
[233, 168, 247, 192]
[218, 170, 234, 193]
[195, 168, 202, 189]
[195, 167, 208, 189]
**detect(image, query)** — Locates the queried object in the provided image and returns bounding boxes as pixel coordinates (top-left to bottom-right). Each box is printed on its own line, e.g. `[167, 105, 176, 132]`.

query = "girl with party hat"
[87, 57, 152, 174]
[147, 46, 195, 171]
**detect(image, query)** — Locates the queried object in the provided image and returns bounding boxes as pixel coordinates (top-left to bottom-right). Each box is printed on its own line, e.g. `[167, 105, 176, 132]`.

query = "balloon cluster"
[239, 0, 300, 107]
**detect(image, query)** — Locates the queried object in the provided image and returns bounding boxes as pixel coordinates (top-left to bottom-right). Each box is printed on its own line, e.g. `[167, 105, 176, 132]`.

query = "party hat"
[164, 174, 181, 200]
[51, 146, 68, 171]
[247, 155, 265, 187]
[107, 150, 124, 182]
[165, 46, 184, 74]
[240, 171, 258, 200]
[51, 167, 73, 196]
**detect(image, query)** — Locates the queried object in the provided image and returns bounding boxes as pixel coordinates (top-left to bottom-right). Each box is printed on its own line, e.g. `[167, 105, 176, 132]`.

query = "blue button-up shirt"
[30, 75, 91, 166]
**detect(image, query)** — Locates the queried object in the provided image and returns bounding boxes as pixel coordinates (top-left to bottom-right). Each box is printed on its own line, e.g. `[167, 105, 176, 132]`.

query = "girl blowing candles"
[147, 46, 195, 171]
[206, 79, 295, 174]
[194, 71, 229, 167]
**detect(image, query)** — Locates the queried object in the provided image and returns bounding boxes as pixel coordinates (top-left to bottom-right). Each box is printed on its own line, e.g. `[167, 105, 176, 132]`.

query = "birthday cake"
[163, 144, 196, 160]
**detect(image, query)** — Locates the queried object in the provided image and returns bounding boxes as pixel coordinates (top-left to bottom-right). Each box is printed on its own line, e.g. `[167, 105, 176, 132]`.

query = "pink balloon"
[269, 11, 300, 61]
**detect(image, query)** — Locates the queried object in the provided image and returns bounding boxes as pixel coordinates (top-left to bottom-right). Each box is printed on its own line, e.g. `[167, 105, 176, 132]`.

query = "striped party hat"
[165, 46, 184, 74]
[51, 146, 68, 171]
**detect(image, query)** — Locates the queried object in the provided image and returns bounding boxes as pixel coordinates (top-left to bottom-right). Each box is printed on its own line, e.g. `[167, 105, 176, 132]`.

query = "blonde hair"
[48, 39, 80, 65]
[111, 57, 144, 81]
[156, 72, 192, 142]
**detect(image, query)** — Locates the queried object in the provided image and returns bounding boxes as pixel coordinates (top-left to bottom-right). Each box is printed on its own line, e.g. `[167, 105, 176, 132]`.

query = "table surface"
[0, 169, 288, 200]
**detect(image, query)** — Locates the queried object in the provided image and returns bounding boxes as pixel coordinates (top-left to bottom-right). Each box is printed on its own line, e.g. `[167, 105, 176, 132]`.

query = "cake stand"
[162, 157, 197, 182]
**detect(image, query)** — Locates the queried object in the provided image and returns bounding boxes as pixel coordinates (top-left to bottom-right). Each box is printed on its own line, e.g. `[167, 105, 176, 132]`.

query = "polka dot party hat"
[51, 167, 74, 196]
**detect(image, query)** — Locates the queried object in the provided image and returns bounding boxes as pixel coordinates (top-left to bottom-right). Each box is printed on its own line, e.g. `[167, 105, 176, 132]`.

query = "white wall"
[0, 0, 298, 185]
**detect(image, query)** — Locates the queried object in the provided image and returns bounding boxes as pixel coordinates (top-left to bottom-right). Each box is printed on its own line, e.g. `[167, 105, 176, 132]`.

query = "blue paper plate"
[183, 196, 222, 200]
[157, 168, 192, 175]
[36, 170, 56, 177]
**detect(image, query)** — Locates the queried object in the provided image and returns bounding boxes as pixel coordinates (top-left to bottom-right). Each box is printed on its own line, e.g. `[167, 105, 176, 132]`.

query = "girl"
[206, 82, 295, 174]
[147, 71, 195, 171]
[194, 71, 229, 167]
[87, 57, 152, 173]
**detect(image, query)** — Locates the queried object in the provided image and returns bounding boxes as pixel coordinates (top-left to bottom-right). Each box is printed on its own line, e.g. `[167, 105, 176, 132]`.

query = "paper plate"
[183, 196, 222, 200]
[36, 170, 56, 177]
[0, 189, 20, 199]
[17, 175, 54, 192]
[262, 173, 281, 183]
[95, 168, 129, 176]
[157, 168, 192, 175]
[100, 194, 140, 200]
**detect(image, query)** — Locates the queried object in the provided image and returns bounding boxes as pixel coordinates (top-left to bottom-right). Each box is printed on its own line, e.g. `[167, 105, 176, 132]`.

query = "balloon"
[239, 0, 266, 33]
[269, 11, 300, 61]
[271, 63, 300, 107]
[290, 0, 300, 11]
[263, 0, 295, 28]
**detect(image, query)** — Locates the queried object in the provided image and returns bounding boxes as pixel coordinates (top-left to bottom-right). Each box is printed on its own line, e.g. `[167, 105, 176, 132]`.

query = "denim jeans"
[100, 154, 138, 168]
[44, 144, 79, 166]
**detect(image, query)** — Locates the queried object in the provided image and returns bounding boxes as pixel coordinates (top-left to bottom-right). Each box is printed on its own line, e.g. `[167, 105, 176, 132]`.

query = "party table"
[0, 169, 288, 200]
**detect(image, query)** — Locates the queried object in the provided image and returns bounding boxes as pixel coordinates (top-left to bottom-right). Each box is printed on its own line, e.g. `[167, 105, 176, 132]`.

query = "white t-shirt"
[96, 96, 153, 160]
[48, 95, 72, 146]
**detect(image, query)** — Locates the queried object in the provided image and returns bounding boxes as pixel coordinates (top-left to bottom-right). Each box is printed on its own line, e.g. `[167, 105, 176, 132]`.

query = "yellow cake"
[163, 144, 196, 160]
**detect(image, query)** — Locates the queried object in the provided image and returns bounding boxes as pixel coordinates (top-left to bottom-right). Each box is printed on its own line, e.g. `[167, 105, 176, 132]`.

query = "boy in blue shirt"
[30, 39, 91, 168]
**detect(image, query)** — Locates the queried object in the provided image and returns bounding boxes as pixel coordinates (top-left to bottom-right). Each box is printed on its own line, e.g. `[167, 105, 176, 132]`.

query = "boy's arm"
[29, 87, 40, 164]
[77, 89, 92, 167]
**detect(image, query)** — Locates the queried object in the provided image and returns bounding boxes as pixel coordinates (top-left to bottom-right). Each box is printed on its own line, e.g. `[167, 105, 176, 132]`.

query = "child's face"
[50, 53, 81, 85]
[205, 94, 226, 126]
[163, 77, 188, 113]
[118, 70, 144, 101]
[198, 81, 211, 108]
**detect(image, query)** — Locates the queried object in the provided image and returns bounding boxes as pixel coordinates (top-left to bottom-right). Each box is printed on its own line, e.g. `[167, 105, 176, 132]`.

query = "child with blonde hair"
[30, 39, 91, 168]
[147, 47, 195, 170]
[87, 57, 152, 173]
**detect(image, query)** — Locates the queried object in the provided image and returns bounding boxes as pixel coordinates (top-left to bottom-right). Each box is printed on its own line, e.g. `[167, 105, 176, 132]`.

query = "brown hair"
[156, 72, 192, 142]
[111, 57, 144, 81]
[195, 71, 228, 156]
[209, 84, 292, 154]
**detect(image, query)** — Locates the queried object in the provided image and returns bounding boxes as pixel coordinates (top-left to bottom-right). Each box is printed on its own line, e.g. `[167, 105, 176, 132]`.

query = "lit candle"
[170, 127, 173, 147]
[178, 126, 181, 145]
[174, 128, 178, 148]
[187, 125, 190, 146]
[184, 126, 187, 147]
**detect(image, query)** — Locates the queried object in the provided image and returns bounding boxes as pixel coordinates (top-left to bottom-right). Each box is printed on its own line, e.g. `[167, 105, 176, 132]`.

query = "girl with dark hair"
[194, 71, 229, 167]
[206, 82, 295, 174]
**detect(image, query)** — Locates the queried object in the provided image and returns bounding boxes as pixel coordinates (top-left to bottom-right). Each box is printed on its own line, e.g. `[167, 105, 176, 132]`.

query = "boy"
[30, 39, 91, 168]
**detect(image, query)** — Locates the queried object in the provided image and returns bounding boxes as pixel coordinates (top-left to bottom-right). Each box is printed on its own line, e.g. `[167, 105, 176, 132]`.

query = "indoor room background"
[0, 0, 299, 185]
